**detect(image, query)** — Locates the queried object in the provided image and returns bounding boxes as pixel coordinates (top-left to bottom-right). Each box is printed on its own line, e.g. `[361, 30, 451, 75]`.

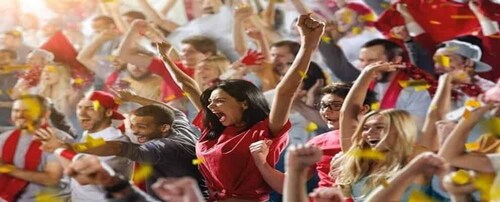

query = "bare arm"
[438, 104, 497, 173]
[160, 0, 178, 16]
[8, 160, 63, 186]
[117, 20, 154, 68]
[105, 1, 128, 32]
[419, 74, 453, 151]
[233, 5, 253, 56]
[269, 15, 324, 136]
[339, 62, 403, 151]
[157, 43, 203, 111]
[260, 0, 276, 28]
[137, 0, 179, 32]
[77, 30, 119, 71]
[283, 145, 322, 202]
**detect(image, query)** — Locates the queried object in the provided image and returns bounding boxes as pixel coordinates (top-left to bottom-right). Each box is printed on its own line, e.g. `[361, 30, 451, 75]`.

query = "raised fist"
[286, 144, 322, 171]
[296, 14, 326, 48]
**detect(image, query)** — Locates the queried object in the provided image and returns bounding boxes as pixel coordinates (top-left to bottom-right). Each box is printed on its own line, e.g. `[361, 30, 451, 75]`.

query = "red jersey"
[307, 130, 342, 188]
[148, 58, 195, 102]
[195, 115, 291, 201]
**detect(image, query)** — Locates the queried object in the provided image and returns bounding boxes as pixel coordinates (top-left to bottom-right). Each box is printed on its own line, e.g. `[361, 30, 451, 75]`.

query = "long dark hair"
[200, 79, 270, 140]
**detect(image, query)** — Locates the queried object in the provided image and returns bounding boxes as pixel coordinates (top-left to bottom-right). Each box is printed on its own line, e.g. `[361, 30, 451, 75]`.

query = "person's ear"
[160, 124, 171, 133]
[394, 55, 404, 63]
[242, 101, 249, 110]
[361, 104, 371, 114]
[105, 109, 114, 118]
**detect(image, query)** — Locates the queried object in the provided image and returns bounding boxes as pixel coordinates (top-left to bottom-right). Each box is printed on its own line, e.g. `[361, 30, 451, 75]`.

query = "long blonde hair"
[37, 63, 74, 114]
[333, 109, 417, 195]
[194, 55, 229, 90]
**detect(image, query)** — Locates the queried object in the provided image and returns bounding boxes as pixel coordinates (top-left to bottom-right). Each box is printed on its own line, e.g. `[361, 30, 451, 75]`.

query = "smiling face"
[180, 44, 210, 67]
[319, 94, 344, 129]
[76, 99, 111, 133]
[433, 49, 473, 74]
[361, 114, 387, 148]
[334, 8, 358, 33]
[130, 115, 164, 143]
[11, 99, 44, 129]
[207, 88, 247, 127]
[41, 65, 61, 85]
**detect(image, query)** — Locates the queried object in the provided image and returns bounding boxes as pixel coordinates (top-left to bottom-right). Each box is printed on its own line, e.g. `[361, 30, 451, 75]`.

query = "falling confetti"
[305, 122, 318, 132]
[473, 173, 495, 201]
[298, 71, 307, 79]
[465, 142, 480, 151]
[21, 98, 42, 121]
[349, 148, 386, 161]
[72, 135, 106, 152]
[182, 92, 190, 97]
[380, 2, 390, 9]
[483, 117, 500, 137]
[408, 190, 435, 202]
[371, 102, 380, 111]
[45, 65, 58, 73]
[192, 157, 204, 165]
[436, 55, 450, 68]
[0, 165, 14, 173]
[430, 20, 442, 25]
[72, 78, 85, 85]
[133, 164, 153, 184]
[321, 35, 332, 44]
[465, 99, 481, 109]
[92, 100, 101, 111]
[164, 94, 176, 102]
[451, 170, 471, 185]
[463, 109, 471, 119]
[352, 27, 362, 35]
[35, 190, 62, 202]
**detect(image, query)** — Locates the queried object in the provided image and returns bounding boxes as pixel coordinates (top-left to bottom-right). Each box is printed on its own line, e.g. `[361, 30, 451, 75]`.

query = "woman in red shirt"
[157, 14, 325, 201]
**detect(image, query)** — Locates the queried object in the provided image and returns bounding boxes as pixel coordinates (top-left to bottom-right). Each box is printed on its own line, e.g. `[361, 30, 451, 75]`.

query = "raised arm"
[260, 0, 276, 28]
[117, 20, 155, 68]
[438, 103, 498, 173]
[339, 62, 404, 151]
[160, 0, 178, 16]
[101, 1, 128, 32]
[419, 73, 453, 151]
[233, 5, 254, 56]
[269, 14, 325, 136]
[77, 29, 119, 72]
[137, 0, 179, 33]
[157, 43, 203, 111]
[365, 152, 448, 202]
[283, 145, 322, 202]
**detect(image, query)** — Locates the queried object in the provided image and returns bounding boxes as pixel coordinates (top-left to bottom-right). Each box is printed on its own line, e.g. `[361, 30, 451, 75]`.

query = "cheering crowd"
[0, 0, 500, 201]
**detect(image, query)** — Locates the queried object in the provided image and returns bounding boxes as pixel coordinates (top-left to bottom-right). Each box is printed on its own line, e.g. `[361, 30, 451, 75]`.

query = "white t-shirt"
[70, 127, 133, 202]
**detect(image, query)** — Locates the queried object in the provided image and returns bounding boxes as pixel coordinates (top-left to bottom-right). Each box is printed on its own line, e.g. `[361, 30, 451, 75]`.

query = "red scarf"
[0, 130, 43, 201]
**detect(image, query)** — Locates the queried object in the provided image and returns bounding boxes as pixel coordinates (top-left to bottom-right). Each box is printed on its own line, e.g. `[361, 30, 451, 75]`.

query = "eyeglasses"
[317, 102, 343, 111]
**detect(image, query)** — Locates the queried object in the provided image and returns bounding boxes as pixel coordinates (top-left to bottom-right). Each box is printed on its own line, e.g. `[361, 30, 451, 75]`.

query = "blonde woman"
[332, 62, 427, 201]
[37, 63, 82, 115]
[194, 55, 230, 90]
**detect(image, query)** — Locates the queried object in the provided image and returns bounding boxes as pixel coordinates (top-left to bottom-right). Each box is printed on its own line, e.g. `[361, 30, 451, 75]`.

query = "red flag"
[478, 0, 500, 21]
[376, 0, 480, 43]
[41, 31, 93, 88]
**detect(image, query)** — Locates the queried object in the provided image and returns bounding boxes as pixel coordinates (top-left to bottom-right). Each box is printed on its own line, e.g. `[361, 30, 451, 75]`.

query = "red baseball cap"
[88, 91, 125, 120]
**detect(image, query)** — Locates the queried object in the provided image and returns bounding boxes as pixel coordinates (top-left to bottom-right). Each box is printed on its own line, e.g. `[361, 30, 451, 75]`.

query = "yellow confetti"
[26, 123, 36, 133]
[192, 157, 204, 165]
[115, 98, 123, 105]
[72, 135, 106, 152]
[72, 78, 85, 85]
[380, 2, 390, 9]
[35, 190, 62, 202]
[0, 165, 14, 173]
[182, 92, 190, 97]
[321, 35, 332, 44]
[414, 85, 431, 92]
[465, 99, 481, 109]
[164, 94, 176, 102]
[298, 70, 307, 79]
[399, 80, 409, 88]
[305, 122, 318, 132]
[450, 15, 476, 19]
[45, 65, 58, 73]
[430, 20, 442, 25]
[436, 55, 451, 68]
[463, 109, 471, 119]
[408, 190, 435, 202]
[22, 98, 42, 120]
[92, 101, 100, 111]
[132, 163, 153, 184]
[483, 117, 500, 137]
[473, 173, 495, 201]
[371, 102, 380, 111]
[350, 148, 386, 161]
[451, 170, 471, 185]
[352, 27, 362, 35]
[360, 13, 376, 22]
[465, 142, 480, 151]
[341, 10, 353, 24]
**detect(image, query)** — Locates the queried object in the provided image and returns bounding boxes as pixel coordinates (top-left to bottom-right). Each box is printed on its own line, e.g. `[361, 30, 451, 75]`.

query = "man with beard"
[69, 91, 133, 201]
[358, 39, 432, 127]
[0, 95, 72, 201]
[73, 91, 207, 200]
